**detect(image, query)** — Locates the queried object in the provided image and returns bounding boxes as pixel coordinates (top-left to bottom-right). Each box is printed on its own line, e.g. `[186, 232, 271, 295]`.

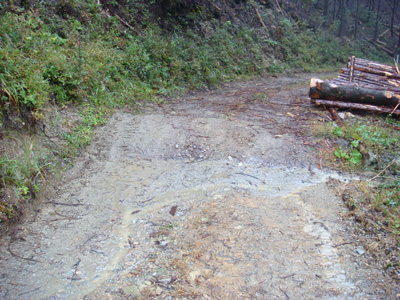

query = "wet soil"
[0, 74, 398, 299]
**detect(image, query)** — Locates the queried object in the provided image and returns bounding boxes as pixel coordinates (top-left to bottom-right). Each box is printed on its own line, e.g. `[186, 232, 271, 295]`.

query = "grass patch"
[314, 113, 400, 277]
[0, 133, 51, 221]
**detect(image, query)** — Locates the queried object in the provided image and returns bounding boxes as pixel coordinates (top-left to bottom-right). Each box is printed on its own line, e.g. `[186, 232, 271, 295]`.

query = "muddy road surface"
[0, 74, 396, 299]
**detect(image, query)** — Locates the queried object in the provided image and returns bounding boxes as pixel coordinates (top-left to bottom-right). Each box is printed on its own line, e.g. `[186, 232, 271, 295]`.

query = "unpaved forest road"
[0, 74, 397, 299]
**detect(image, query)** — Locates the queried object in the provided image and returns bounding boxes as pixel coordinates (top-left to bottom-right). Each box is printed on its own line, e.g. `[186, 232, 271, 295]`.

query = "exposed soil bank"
[0, 74, 397, 299]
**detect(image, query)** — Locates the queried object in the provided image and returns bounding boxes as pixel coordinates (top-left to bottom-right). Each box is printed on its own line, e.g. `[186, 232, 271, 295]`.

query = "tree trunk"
[338, 0, 346, 36]
[324, 0, 329, 16]
[390, 0, 397, 36]
[354, 0, 360, 38]
[374, 0, 381, 40]
[309, 78, 400, 106]
[333, 0, 336, 20]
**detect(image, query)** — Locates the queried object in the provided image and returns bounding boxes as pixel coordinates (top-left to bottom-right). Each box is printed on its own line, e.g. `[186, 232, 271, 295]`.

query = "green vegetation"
[316, 115, 400, 232]
[0, 0, 393, 222]
[0, 133, 50, 221]
[314, 113, 400, 276]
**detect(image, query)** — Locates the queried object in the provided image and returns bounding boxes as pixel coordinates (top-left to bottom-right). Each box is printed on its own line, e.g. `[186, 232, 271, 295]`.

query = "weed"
[0, 133, 51, 220]
[314, 114, 400, 241]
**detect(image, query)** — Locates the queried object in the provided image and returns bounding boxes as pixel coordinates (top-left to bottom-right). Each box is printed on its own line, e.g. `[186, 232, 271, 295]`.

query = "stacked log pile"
[310, 56, 400, 116]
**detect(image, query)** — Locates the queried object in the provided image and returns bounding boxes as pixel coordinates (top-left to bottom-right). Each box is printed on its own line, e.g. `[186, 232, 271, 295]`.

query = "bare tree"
[391, 0, 398, 36]
[374, 0, 381, 40]
[354, 0, 360, 38]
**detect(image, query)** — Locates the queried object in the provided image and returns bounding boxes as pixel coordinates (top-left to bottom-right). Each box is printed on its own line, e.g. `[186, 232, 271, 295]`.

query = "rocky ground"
[0, 74, 398, 299]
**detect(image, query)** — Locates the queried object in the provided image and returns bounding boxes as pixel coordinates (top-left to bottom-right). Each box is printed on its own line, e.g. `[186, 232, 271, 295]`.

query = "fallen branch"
[46, 201, 84, 207]
[274, 0, 285, 16]
[312, 99, 400, 116]
[206, 0, 221, 11]
[280, 273, 297, 279]
[251, 2, 269, 33]
[370, 160, 396, 181]
[8, 241, 42, 263]
[328, 107, 345, 128]
[235, 172, 266, 184]
[96, 0, 141, 36]
[115, 14, 142, 36]
[18, 287, 41, 297]
[279, 286, 290, 299]
[332, 241, 354, 248]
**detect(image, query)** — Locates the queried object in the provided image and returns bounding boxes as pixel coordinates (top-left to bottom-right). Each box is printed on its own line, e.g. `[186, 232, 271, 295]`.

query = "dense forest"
[0, 0, 398, 221]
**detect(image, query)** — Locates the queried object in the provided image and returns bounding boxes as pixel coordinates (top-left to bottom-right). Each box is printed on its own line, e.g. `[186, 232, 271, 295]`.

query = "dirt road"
[0, 74, 396, 299]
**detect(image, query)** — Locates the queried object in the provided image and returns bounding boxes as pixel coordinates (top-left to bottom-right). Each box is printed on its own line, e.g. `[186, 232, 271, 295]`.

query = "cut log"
[312, 99, 400, 116]
[310, 78, 400, 106]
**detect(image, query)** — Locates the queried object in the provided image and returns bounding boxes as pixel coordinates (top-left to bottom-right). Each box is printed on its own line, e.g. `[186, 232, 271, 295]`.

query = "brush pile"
[310, 56, 400, 116]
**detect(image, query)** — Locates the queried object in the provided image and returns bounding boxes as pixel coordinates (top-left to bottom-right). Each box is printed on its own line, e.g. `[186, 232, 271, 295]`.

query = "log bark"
[312, 99, 400, 116]
[309, 78, 400, 106]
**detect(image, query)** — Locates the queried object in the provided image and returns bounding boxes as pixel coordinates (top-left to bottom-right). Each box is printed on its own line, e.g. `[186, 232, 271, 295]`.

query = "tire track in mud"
[0, 74, 394, 299]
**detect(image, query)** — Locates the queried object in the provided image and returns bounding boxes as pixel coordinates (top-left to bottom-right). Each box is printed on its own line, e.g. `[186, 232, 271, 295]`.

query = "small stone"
[122, 285, 139, 295]
[160, 241, 168, 247]
[355, 247, 365, 255]
[189, 269, 213, 282]
[145, 280, 152, 286]
[155, 286, 163, 295]
[170, 205, 177, 216]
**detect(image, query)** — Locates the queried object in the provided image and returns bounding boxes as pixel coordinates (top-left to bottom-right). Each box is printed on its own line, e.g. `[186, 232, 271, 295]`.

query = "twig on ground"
[50, 211, 82, 222]
[67, 277, 82, 281]
[370, 160, 396, 181]
[279, 286, 290, 299]
[332, 242, 354, 248]
[73, 258, 81, 268]
[8, 241, 42, 263]
[46, 201, 84, 207]
[280, 273, 296, 279]
[235, 172, 266, 184]
[80, 234, 102, 253]
[18, 287, 41, 297]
